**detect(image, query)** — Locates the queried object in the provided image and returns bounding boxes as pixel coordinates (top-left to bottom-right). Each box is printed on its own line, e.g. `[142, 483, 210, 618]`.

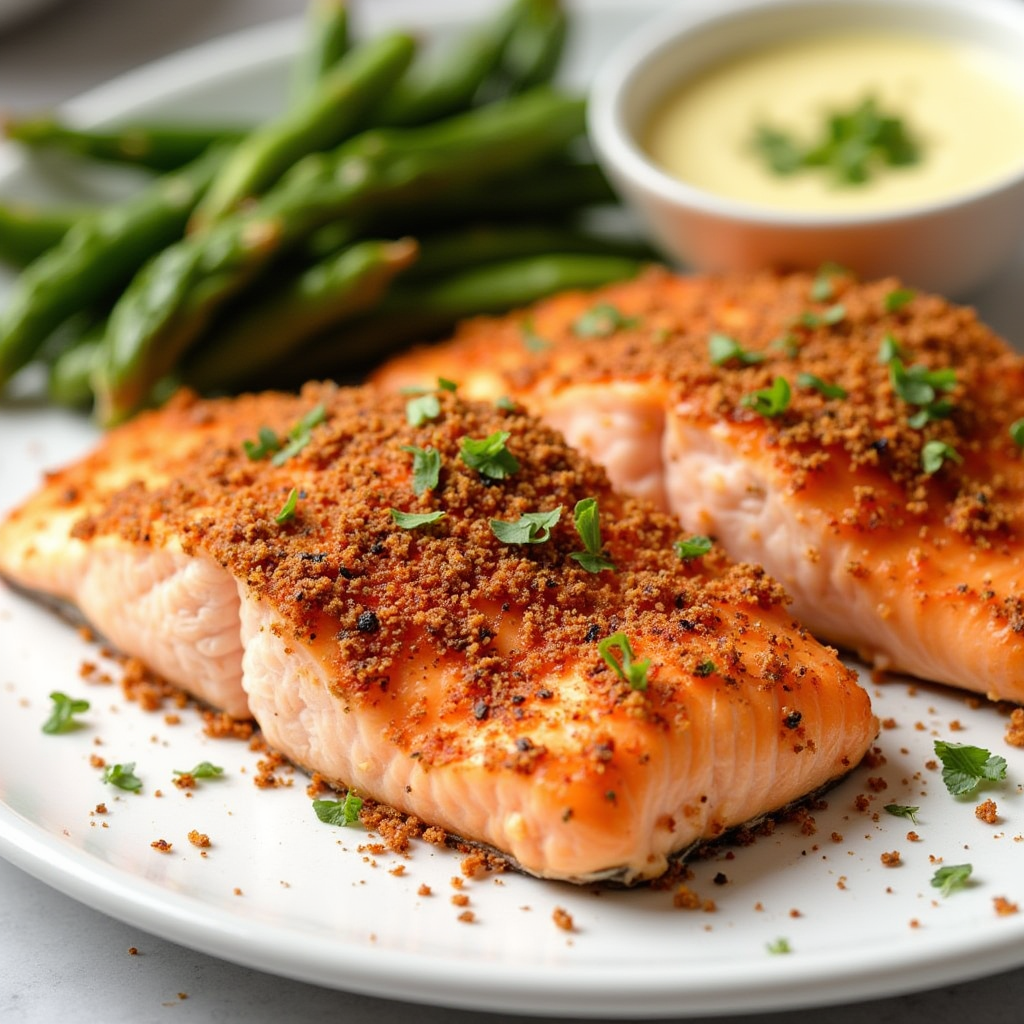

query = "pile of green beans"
[0, 0, 654, 424]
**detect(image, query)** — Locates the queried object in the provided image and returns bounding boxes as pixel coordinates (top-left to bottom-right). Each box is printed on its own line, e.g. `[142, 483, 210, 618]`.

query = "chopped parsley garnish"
[102, 762, 142, 792]
[934, 740, 1007, 796]
[243, 425, 282, 461]
[878, 333, 903, 364]
[674, 535, 712, 561]
[889, 359, 956, 407]
[771, 333, 801, 358]
[313, 791, 364, 827]
[752, 95, 922, 187]
[405, 393, 441, 427]
[920, 440, 962, 476]
[572, 303, 640, 338]
[742, 376, 791, 418]
[708, 332, 764, 367]
[796, 304, 846, 328]
[437, 377, 458, 393]
[931, 863, 973, 897]
[490, 507, 562, 545]
[274, 487, 299, 524]
[693, 659, 717, 677]
[521, 318, 552, 352]
[569, 498, 616, 573]
[460, 430, 520, 479]
[174, 762, 224, 780]
[765, 937, 792, 955]
[1010, 419, 1024, 449]
[797, 372, 847, 400]
[268, 403, 326, 467]
[42, 691, 90, 734]
[884, 287, 916, 313]
[401, 445, 441, 496]
[495, 395, 517, 411]
[390, 508, 446, 529]
[883, 803, 920, 824]
[598, 632, 649, 691]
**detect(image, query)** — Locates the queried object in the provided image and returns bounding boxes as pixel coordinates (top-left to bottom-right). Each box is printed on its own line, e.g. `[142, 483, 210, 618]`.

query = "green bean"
[403, 224, 656, 280]
[49, 328, 102, 408]
[290, 0, 350, 106]
[192, 32, 416, 229]
[185, 237, 418, 391]
[0, 145, 224, 391]
[2, 115, 245, 172]
[0, 200, 85, 266]
[284, 252, 646, 381]
[93, 89, 585, 424]
[495, 0, 568, 95]
[372, 0, 522, 127]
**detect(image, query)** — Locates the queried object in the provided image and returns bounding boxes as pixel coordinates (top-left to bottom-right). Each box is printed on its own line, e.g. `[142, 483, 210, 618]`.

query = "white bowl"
[587, 0, 1024, 296]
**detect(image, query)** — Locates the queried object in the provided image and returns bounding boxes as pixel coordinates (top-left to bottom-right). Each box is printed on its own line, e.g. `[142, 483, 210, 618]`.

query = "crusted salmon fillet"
[373, 267, 1024, 703]
[0, 383, 874, 882]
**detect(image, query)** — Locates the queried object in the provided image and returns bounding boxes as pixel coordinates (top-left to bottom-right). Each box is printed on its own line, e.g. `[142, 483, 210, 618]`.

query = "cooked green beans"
[0, 145, 224, 390]
[191, 32, 416, 229]
[0, 200, 84, 266]
[289, 0, 350, 106]
[1, 115, 245, 172]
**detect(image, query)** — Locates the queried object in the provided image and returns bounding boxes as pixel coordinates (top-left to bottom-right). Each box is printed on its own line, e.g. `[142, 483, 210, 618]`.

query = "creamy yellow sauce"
[642, 32, 1024, 213]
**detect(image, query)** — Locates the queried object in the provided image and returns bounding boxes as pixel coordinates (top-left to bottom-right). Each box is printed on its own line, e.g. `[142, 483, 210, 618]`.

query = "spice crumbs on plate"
[552, 907, 575, 932]
[187, 830, 210, 848]
[880, 851, 901, 867]
[1005, 709, 1024, 747]
[89, 754, 105, 769]
[417, 884, 432, 897]
[451, 894, 470, 908]
[994, 897, 1019, 915]
[150, 839, 172, 853]
[976, 799, 999, 824]
[128, 947, 138, 956]
[457, 911, 475, 924]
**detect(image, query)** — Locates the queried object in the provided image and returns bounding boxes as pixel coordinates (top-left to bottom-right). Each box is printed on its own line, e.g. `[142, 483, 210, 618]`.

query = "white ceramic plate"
[4, 3, 1024, 1018]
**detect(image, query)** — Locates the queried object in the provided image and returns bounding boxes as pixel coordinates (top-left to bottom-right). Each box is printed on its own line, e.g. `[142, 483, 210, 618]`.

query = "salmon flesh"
[0, 384, 875, 883]
[373, 267, 1024, 704]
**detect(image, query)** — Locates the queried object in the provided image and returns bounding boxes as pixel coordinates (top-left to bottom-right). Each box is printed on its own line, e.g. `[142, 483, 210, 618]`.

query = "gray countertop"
[1, 1, 1023, 1021]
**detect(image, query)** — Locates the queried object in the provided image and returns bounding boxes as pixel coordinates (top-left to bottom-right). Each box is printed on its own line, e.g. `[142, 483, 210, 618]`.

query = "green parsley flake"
[883, 803, 920, 824]
[390, 509, 446, 530]
[460, 430, 520, 480]
[313, 791, 364, 827]
[934, 740, 1007, 796]
[490, 507, 562, 545]
[674, 535, 712, 561]
[568, 498, 616, 573]
[402, 445, 441, 496]
[1010, 419, 1024, 449]
[752, 95, 922, 187]
[884, 287, 916, 312]
[598, 632, 650, 691]
[708, 332, 764, 367]
[693, 659, 717, 677]
[274, 487, 299, 525]
[796, 304, 846, 328]
[797, 372, 847, 400]
[572, 303, 640, 338]
[931, 863, 973, 897]
[766, 937, 792, 955]
[770, 333, 801, 358]
[406, 393, 441, 427]
[243, 425, 282, 461]
[269, 403, 327, 467]
[495, 395, 517, 411]
[742, 376, 791, 418]
[437, 377, 458, 393]
[878, 333, 903, 364]
[889, 359, 956, 407]
[174, 762, 224, 780]
[41, 691, 90, 735]
[521, 318, 552, 352]
[809, 263, 847, 301]
[102, 762, 142, 792]
[921, 440, 962, 476]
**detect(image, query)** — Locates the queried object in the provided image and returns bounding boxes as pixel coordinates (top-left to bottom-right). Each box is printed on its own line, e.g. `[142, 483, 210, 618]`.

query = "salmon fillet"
[373, 267, 1024, 704]
[0, 383, 874, 882]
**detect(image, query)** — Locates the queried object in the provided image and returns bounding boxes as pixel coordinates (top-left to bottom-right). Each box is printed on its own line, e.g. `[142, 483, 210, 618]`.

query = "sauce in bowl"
[642, 32, 1024, 214]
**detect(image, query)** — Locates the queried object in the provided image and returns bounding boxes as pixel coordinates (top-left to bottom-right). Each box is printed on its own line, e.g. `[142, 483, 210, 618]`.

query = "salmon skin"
[0, 383, 874, 883]
[374, 267, 1024, 704]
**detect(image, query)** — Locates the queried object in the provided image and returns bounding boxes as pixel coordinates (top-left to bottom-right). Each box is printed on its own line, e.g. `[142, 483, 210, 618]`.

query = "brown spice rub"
[399, 266, 1024, 545]
[69, 384, 802, 742]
